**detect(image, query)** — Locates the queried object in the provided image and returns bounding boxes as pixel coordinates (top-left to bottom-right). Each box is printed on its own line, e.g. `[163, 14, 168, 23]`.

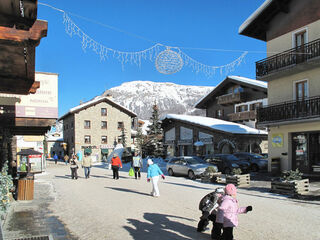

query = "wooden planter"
[271, 179, 309, 196]
[201, 172, 222, 183]
[226, 174, 250, 187]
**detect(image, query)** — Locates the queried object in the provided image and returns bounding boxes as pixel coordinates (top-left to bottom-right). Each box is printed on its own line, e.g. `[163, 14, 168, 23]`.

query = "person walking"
[64, 154, 69, 165]
[147, 159, 165, 197]
[131, 152, 143, 179]
[53, 153, 58, 164]
[216, 183, 252, 240]
[111, 153, 122, 179]
[82, 152, 92, 179]
[70, 155, 79, 180]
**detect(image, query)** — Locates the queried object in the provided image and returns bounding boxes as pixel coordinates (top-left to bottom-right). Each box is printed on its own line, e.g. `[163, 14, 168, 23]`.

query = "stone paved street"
[3, 161, 320, 240]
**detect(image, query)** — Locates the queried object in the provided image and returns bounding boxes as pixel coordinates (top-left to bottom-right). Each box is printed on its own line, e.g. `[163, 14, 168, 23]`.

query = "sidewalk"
[3, 178, 77, 240]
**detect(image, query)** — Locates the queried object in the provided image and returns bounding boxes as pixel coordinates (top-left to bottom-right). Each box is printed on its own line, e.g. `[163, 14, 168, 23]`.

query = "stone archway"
[218, 139, 236, 154]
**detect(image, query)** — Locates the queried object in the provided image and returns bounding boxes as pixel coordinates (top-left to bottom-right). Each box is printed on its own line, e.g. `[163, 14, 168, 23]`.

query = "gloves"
[161, 174, 165, 180]
[246, 206, 253, 212]
[147, 178, 150, 182]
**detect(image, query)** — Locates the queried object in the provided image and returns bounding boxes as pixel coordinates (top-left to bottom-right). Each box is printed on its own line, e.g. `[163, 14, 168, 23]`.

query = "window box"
[226, 174, 250, 187]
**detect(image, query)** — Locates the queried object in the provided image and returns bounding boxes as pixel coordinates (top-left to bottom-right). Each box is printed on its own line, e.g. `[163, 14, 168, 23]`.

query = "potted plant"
[226, 168, 250, 187]
[201, 166, 222, 183]
[271, 169, 309, 196]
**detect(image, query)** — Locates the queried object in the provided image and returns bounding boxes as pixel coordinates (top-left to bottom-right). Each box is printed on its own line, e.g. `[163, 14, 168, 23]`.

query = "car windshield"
[185, 157, 202, 164]
[226, 155, 240, 161]
[252, 154, 266, 159]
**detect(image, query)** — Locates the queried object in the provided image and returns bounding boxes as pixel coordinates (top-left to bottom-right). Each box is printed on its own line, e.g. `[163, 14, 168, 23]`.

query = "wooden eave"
[0, 0, 38, 30]
[0, 20, 47, 95]
[195, 77, 267, 109]
[239, 0, 291, 41]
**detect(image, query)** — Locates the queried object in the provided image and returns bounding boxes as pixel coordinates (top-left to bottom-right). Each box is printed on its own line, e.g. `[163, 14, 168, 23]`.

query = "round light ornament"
[155, 48, 183, 74]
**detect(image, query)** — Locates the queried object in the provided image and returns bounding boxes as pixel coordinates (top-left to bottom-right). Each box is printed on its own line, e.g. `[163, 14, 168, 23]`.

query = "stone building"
[240, 0, 320, 174]
[59, 96, 137, 162]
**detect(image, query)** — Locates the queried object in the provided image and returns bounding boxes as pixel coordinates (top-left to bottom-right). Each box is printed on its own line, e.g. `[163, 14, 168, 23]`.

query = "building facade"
[240, 0, 320, 174]
[161, 114, 267, 157]
[59, 96, 137, 162]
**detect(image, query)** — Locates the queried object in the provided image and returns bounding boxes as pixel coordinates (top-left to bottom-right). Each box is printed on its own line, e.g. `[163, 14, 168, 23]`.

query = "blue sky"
[36, 0, 266, 117]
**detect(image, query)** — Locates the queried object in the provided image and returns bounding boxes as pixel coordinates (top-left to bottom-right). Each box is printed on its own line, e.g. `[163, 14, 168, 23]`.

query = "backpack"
[198, 187, 224, 213]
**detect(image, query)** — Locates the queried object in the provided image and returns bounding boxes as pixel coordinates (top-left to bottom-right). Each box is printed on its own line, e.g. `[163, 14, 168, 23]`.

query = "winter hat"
[225, 184, 237, 196]
[147, 159, 153, 165]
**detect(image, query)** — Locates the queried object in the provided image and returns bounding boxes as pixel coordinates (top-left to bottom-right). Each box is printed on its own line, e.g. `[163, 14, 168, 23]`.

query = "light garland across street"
[61, 11, 248, 77]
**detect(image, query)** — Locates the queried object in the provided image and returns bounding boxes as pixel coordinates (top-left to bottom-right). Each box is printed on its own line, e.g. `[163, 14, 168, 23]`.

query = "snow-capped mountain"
[102, 81, 214, 119]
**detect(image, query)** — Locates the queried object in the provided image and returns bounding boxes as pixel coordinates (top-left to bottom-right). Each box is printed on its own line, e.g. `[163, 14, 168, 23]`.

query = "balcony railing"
[228, 110, 256, 122]
[257, 96, 320, 124]
[256, 38, 320, 78]
[217, 92, 244, 105]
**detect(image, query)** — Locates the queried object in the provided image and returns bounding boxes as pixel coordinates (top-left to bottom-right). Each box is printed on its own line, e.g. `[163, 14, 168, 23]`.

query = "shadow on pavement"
[164, 182, 212, 190]
[124, 212, 208, 240]
[105, 187, 151, 196]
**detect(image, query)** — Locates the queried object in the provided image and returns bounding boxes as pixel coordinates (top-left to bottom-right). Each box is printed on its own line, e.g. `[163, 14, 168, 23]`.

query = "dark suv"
[233, 152, 268, 172]
[204, 154, 250, 174]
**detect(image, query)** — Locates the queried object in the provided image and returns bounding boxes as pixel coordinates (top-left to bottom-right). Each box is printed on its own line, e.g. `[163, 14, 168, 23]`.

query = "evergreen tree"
[0, 161, 13, 215]
[120, 126, 127, 147]
[145, 104, 164, 158]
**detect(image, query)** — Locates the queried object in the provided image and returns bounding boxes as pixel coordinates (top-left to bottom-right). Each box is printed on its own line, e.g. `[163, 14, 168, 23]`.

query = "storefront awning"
[84, 148, 92, 154]
[101, 149, 108, 154]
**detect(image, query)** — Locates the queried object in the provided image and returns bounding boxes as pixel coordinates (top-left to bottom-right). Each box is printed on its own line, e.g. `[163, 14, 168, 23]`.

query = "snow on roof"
[239, 0, 272, 34]
[194, 75, 267, 108]
[162, 114, 267, 135]
[228, 76, 267, 89]
[59, 96, 136, 119]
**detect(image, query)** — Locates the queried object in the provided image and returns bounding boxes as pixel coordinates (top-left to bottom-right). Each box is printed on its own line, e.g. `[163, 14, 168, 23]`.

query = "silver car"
[166, 156, 218, 179]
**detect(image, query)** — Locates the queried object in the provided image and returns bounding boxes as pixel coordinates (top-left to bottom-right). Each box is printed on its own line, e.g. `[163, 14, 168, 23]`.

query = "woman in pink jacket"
[215, 184, 252, 240]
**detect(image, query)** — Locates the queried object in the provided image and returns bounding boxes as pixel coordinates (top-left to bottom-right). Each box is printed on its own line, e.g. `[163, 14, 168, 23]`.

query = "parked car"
[166, 156, 217, 179]
[233, 152, 268, 172]
[204, 154, 250, 174]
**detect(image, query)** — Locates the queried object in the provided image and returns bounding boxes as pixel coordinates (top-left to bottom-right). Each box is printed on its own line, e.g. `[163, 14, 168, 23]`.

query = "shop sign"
[100, 144, 114, 149]
[81, 146, 98, 149]
[199, 137, 213, 144]
[272, 134, 283, 148]
[178, 139, 193, 145]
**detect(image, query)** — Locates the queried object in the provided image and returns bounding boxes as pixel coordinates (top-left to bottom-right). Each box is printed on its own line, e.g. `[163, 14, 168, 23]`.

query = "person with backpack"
[197, 187, 225, 239]
[131, 152, 143, 179]
[216, 184, 253, 240]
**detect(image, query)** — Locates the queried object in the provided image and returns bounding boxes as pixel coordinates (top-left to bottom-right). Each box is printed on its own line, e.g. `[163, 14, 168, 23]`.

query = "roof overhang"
[239, 0, 291, 41]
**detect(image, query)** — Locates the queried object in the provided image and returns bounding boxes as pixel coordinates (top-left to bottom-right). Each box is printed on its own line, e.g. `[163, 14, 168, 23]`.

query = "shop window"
[84, 120, 91, 129]
[118, 122, 124, 130]
[84, 135, 91, 144]
[101, 108, 107, 116]
[101, 121, 107, 129]
[101, 136, 107, 144]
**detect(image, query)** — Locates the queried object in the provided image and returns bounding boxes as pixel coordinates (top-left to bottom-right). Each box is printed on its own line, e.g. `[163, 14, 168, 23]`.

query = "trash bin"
[271, 158, 281, 176]
[17, 174, 34, 200]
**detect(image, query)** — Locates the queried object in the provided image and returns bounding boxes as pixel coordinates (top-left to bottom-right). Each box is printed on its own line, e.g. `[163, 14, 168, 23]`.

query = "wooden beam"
[0, 20, 47, 47]
[15, 117, 56, 127]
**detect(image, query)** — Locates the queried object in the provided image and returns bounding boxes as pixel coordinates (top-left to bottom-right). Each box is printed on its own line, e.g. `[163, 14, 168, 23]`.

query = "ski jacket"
[147, 164, 163, 178]
[111, 156, 122, 167]
[132, 156, 143, 168]
[216, 195, 247, 227]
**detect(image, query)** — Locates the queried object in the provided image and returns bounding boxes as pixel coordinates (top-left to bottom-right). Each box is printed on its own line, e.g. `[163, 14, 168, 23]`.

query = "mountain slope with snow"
[103, 81, 214, 119]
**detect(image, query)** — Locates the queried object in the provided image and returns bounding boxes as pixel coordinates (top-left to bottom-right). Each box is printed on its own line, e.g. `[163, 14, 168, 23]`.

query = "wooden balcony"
[256, 38, 320, 78]
[257, 96, 320, 125]
[217, 92, 244, 105]
[228, 110, 256, 122]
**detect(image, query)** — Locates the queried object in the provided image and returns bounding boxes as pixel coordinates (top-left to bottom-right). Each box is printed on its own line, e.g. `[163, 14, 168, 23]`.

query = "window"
[250, 102, 262, 111]
[118, 122, 124, 130]
[236, 105, 248, 112]
[101, 121, 107, 129]
[84, 120, 91, 129]
[71, 122, 74, 128]
[84, 135, 91, 144]
[215, 109, 224, 118]
[101, 108, 107, 116]
[295, 80, 308, 100]
[101, 136, 108, 144]
[295, 30, 306, 48]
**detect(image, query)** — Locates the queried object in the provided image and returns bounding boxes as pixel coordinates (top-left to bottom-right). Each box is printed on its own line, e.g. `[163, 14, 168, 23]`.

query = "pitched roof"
[59, 96, 137, 120]
[195, 76, 267, 109]
[161, 114, 267, 135]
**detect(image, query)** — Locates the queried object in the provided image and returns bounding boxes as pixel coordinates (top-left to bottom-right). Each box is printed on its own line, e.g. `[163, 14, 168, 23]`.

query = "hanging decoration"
[62, 12, 248, 77]
[155, 47, 184, 74]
